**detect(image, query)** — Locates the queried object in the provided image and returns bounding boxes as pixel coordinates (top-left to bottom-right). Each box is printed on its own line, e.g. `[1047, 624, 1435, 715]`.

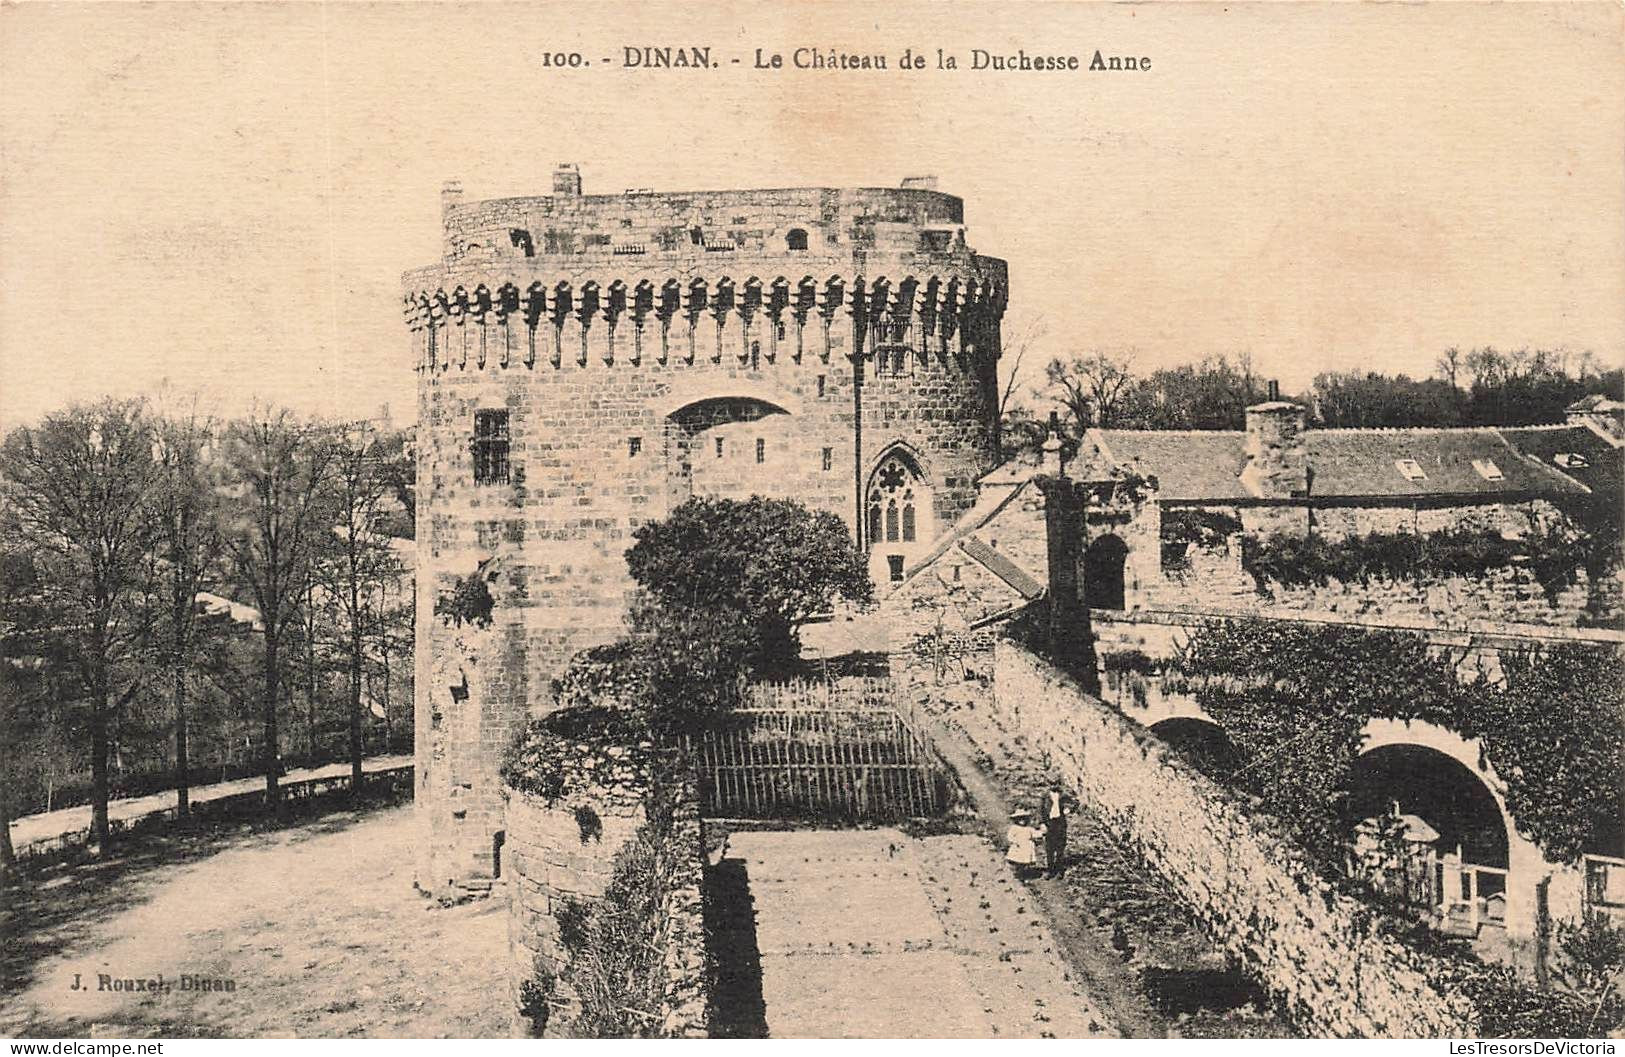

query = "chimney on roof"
[553, 163, 583, 198]
[1241, 397, 1310, 533]
[1267, 378, 1280, 401]
[1041, 411, 1064, 477]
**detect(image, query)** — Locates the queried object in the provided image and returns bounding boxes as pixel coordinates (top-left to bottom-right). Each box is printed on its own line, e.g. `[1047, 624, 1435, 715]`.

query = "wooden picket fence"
[682, 677, 951, 821]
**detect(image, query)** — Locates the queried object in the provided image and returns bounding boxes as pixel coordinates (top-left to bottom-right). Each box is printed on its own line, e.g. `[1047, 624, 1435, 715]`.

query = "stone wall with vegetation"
[993, 639, 1478, 1038]
[1147, 516, 1620, 630]
[500, 709, 709, 1038]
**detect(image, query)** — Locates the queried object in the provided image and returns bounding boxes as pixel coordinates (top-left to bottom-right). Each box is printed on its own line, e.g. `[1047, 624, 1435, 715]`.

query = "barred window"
[756, 437, 766, 464]
[822, 447, 833, 472]
[472, 410, 510, 485]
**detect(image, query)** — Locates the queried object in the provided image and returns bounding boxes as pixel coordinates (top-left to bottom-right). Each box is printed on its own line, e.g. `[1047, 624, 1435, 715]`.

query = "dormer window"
[1555, 453, 1590, 469]
[1394, 459, 1427, 482]
[1471, 459, 1504, 482]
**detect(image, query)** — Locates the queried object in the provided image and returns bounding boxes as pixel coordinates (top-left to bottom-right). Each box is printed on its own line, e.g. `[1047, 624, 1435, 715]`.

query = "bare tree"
[1435, 346, 1463, 389]
[220, 408, 336, 809]
[1044, 349, 1138, 432]
[317, 420, 404, 796]
[0, 400, 161, 850]
[151, 407, 222, 819]
[996, 316, 1044, 458]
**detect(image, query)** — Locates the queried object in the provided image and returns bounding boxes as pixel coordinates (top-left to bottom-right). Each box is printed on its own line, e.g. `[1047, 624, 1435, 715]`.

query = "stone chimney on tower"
[552, 163, 583, 198]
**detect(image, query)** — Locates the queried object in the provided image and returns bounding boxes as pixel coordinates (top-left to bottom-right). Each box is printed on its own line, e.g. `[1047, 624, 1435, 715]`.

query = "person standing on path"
[1044, 787, 1067, 878]
[1005, 809, 1041, 878]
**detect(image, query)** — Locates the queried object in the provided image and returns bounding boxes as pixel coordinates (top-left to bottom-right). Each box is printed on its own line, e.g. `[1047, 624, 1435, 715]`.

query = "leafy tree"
[1117, 354, 1266, 431]
[556, 498, 873, 733]
[0, 545, 70, 877]
[624, 497, 873, 670]
[219, 408, 337, 808]
[1457, 346, 1623, 426]
[0, 400, 162, 850]
[1310, 371, 1466, 428]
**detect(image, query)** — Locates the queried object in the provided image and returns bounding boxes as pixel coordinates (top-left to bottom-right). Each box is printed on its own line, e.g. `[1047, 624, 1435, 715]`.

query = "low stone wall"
[993, 639, 1478, 1038]
[502, 734, 709, 1038]
[1146, 537, 1620, 629]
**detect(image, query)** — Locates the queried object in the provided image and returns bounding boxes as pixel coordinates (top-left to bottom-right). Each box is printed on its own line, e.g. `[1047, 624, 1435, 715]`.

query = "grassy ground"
[1, 802, 507, 1039]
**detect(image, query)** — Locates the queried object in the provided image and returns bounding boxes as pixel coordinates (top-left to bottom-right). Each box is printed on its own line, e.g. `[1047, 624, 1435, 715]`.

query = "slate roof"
[1089, 430, 1249, 501]
[1301, 428, 1586, 500]
[1498, 424, 1622, 505]
[1089, 426, 1590, 503]
[899, 476, 1034, 583]
[957, 536, 1046, 600]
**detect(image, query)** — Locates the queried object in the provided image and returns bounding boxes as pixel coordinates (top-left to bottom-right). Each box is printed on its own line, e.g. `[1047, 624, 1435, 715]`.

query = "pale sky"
[2, 1, 1622, 429]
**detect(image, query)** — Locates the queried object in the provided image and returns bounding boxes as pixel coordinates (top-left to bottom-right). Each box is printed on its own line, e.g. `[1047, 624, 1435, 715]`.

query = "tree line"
[1001, 339, 1623, 447]
[0, 398, 415, 873]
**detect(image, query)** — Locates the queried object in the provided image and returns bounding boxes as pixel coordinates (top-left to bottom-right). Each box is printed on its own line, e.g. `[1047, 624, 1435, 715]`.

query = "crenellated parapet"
[409, 172, 1010, 898]
[402, 268, 1008, 376]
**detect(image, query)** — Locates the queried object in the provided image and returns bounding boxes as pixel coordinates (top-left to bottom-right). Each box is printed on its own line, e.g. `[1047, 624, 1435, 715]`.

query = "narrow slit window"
[755, 437, 766, 464]
[628, 436, 642, 457]
[715, 436, 724, 458]
[821, 447, 833, 472]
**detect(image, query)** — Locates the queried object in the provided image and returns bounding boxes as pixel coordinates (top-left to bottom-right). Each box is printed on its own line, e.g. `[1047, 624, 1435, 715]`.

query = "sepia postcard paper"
[1, 0, 1623, 1045]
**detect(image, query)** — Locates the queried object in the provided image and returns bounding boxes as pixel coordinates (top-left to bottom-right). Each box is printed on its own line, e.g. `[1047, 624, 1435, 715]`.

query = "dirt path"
[909, 677, 1293, 1038]
[1, 806, 507, 1039]
[720, 828, 1112, 1039]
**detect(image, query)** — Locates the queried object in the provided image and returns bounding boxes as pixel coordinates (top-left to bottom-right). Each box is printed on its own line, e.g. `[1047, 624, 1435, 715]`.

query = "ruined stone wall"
[1139, 497, 1620, 628]
[993, 639, 1479, 1038]
[502, 746, 708, 1038]
[409, 179, 1007, 890]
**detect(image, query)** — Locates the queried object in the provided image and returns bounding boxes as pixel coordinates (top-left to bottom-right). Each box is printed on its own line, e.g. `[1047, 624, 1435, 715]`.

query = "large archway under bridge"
[1354, 718, 1554, 947]
[1127, 702, 1561, 947]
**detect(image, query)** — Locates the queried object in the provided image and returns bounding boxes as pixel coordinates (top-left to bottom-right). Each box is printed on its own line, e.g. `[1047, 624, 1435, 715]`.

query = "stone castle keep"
[404, 167, 1008, 893]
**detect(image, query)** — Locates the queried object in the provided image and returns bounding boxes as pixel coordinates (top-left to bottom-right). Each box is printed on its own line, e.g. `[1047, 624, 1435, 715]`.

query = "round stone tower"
[404, 167, 1008, 895]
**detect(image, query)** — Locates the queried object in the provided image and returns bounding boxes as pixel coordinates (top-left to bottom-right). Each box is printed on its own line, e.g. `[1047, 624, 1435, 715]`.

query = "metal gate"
[684, 678, 951, 821]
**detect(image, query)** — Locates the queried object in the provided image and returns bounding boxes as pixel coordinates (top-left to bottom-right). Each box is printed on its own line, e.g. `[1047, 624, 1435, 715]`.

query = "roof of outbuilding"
[1498, 424, 1622, 503]
[1089, 430, 1249, 501]
[1088, 426, 1589, 503]
[957, 536, 1046, 600]
[1301, 428, 1585, 499]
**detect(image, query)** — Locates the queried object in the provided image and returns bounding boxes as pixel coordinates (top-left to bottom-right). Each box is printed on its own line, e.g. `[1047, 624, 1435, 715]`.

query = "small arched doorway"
[1083, 534, 1129, 610]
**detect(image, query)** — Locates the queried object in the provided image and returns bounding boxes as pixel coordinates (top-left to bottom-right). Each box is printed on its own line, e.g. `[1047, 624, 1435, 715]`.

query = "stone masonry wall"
[502, 745, 708, 1038]
[410, 178, 1008, 890]
[1141, 497, 1619, 628]
[993, 639, 1478, 1038]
